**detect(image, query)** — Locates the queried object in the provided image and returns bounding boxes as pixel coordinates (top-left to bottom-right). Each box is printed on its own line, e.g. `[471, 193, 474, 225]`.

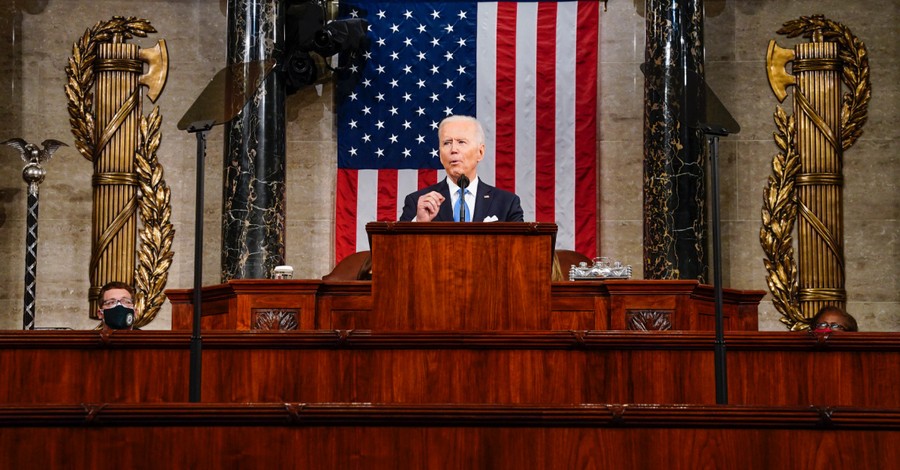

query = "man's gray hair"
[438, 115, 485, 146]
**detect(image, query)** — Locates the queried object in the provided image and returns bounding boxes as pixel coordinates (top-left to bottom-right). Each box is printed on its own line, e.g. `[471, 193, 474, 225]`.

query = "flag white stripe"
[515, 4, 538, 221]
[476, 2, 498, 186]
[554, 2, 579, 250]
[356, 170, 379, 250]
[397, 170, 420, 220]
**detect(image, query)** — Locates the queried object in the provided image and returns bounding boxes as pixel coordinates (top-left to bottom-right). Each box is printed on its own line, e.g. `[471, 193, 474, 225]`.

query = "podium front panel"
[368, 222, 556, 330]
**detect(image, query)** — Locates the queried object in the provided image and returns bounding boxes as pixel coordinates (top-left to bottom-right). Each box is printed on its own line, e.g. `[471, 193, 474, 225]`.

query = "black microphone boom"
[457, 175, 469, 222]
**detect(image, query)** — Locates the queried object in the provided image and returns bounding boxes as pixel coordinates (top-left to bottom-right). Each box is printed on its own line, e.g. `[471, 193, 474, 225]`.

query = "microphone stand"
[705, 129, 728, 405]
[692, 122, 730, 404]
[177, 60, 275, 403]
[186, 120, 213, 403]
[689, 72, 739, 405]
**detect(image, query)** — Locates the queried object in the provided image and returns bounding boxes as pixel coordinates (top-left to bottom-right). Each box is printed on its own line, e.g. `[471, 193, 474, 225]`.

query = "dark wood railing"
[2, 330, 897, 406]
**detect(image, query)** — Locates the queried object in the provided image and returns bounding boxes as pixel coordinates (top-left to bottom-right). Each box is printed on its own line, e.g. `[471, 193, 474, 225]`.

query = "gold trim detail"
[95, 58, 144, 73]
[92, 172, 140, 186]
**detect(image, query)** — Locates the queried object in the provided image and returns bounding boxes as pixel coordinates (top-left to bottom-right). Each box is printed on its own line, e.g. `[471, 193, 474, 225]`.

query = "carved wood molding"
[2, 331, 899, 351]
[251, 309, 299, 331]
[2, 403, 897, 430]
[626, 310, 672, 330]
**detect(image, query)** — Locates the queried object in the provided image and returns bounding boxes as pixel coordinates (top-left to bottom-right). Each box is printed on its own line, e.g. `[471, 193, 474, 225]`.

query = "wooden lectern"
[366, 222, 557, 330]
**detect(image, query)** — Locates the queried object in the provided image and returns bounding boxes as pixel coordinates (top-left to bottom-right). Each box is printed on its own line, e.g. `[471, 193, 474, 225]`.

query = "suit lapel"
[436, 179, 454, 221]
[473, 180, 495, 222]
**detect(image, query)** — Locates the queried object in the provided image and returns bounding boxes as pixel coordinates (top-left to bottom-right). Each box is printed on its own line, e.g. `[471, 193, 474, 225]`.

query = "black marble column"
[222, 0, 286, 280]
[642, 0, 708, 281]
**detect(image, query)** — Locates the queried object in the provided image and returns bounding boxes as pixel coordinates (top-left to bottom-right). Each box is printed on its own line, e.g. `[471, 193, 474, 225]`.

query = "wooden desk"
[168, 280, 321, 330]
[167, 279, 763, 331]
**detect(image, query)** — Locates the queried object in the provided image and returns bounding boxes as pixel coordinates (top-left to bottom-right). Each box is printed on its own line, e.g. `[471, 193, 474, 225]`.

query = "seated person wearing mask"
[97, 281, 138, 330]
[809, 305, 858, 332]
[399, 115, 524, 223]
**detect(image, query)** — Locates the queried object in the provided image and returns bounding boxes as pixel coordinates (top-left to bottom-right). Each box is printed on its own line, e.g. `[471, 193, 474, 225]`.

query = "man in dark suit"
[399, 115, 524, 222]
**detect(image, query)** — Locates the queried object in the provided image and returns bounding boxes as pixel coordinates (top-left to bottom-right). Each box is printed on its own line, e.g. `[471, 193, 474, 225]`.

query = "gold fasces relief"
[65, 17, 174, 327]
[761, 15, 870, 330]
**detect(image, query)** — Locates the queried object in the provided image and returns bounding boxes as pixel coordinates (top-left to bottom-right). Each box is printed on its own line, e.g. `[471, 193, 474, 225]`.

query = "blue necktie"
[454, 189, 470, 222]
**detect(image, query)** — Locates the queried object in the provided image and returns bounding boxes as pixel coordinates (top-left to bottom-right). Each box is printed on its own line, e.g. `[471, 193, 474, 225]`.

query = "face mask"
[103, 305, 135, 330]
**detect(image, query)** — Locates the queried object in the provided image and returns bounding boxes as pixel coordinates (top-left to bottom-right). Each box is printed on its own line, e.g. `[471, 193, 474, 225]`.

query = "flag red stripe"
[377, 169, 398, 222]
[494, 2, 517, 193]
[418, 169, 437, 190]
[575, 1, 599, 257]
[335, 169, 358, 262]
[534, 3, 557, 223]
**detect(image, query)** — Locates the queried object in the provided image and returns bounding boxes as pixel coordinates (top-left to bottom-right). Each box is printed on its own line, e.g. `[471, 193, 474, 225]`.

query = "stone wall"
[0, 0, 895, 331]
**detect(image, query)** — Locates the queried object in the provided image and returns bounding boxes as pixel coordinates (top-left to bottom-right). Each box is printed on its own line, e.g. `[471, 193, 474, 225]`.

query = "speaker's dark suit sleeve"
[399, 181, 453, 221]
[399, 190, 423, 221]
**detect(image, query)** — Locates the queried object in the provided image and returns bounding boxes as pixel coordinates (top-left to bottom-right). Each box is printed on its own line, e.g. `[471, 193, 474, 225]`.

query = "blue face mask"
[103, 305, 135, 330]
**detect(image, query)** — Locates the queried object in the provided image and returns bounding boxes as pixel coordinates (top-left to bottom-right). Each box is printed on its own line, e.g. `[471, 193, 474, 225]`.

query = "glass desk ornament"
[568, 257, 633, 281]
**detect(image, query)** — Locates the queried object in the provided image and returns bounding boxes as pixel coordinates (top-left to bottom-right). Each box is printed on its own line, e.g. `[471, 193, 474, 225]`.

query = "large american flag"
[335, 0, 599, 262]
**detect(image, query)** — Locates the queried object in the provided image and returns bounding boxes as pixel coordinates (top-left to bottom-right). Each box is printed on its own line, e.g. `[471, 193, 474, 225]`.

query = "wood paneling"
[0, 404, 897, 469]
[1, 331, 896, 406]
[368, 222, 556, 330]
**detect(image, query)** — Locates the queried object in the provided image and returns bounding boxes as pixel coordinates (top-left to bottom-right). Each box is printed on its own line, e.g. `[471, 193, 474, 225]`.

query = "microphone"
[457, 175, 469, 222]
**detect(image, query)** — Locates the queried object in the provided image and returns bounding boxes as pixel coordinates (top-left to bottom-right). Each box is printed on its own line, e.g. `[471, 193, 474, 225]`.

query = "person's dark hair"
[810, 305, 859, 332]
[98, 281, 135, 301]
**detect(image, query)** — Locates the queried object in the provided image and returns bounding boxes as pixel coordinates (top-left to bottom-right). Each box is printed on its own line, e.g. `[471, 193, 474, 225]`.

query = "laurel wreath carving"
[65, 17, 173, 325]
[760, 107, 803, 330]
[777, 15, 871, 151]
[761, 16, 870, 330]
[133, 108, 175, 327]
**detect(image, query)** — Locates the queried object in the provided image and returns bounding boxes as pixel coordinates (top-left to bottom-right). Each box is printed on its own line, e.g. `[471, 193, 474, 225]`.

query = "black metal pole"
[709, 134, 727, 404]
[23, 189, 39, 330]
[178, 60, 275, 401]
[188, 124, 211, 403]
